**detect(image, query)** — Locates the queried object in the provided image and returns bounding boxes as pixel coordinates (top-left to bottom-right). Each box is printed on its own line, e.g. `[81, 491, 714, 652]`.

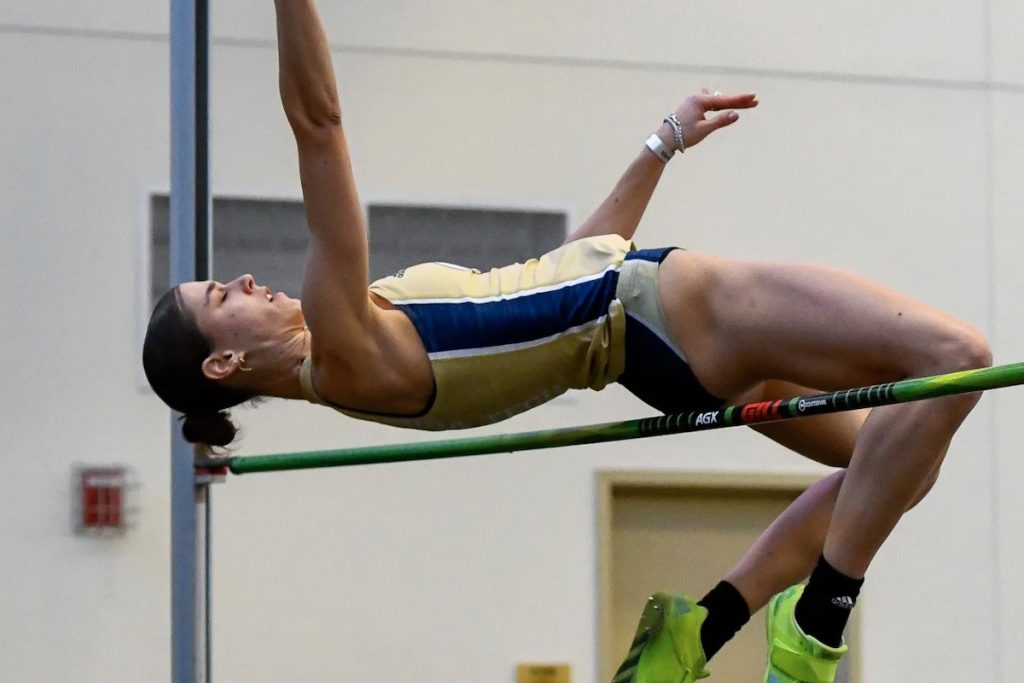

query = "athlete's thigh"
[732, 380, 867, 468]
[657, 249, 980, 397]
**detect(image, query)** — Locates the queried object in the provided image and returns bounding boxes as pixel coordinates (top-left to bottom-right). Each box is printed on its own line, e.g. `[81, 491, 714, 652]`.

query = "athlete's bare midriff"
[307, 292, 435, 416]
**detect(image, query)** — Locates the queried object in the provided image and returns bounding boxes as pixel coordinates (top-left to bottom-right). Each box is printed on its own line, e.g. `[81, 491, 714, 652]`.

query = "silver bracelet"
[663, 113, 685, 154]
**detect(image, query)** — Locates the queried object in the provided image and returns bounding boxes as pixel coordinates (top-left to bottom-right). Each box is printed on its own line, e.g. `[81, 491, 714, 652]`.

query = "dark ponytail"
[181, 411, 238, 448]
[143, 287, 254, 449]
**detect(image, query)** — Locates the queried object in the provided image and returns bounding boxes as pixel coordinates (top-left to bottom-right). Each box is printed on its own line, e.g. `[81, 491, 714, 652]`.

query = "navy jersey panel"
[396, 269, 621, 354]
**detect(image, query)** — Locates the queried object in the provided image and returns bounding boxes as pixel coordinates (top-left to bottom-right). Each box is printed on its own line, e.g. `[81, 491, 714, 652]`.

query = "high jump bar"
[198, 361, 1024, 475]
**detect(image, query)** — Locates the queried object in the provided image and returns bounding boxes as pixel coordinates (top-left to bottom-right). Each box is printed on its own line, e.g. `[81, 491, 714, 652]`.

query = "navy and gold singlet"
[299, 234, 722, 430]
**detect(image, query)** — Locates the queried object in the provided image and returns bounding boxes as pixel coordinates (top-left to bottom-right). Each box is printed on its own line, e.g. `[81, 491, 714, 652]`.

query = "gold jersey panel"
[299, 234, 633, 430]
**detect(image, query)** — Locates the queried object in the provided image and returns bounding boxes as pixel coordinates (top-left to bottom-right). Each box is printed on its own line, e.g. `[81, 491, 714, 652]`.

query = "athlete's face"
[178, 274, 305, 358]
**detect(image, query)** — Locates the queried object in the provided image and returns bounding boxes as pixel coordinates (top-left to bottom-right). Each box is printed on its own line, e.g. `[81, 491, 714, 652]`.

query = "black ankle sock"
[794, 555, 864, 648]
[697, 581, 751, 660]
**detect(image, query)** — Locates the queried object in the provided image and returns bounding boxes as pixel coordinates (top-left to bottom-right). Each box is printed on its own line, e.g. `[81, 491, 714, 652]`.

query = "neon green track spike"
[611, 593, 710, 683]
[763, 585, 848, 683]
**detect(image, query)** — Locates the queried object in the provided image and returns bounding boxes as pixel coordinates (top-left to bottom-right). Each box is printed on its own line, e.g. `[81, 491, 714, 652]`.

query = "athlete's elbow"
[282, 89, 343, 137]
[286, 106, 342, 139]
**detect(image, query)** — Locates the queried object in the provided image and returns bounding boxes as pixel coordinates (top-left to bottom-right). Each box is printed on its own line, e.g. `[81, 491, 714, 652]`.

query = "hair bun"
[181, 411, 238, 448]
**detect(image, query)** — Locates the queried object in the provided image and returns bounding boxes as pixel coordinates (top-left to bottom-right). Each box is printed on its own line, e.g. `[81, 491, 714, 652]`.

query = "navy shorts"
[615, 247, 723, 414]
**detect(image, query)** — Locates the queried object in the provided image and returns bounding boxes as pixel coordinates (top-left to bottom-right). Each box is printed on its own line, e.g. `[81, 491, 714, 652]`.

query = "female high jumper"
[143, 2, 991, 681]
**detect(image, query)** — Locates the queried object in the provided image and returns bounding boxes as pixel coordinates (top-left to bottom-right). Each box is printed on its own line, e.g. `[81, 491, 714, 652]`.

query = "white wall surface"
[992, 91, 1024, 675]
[2, 2, 1022, 681]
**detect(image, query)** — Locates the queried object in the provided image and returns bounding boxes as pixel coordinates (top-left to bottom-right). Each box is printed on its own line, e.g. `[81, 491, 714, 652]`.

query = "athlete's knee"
[930, 325, 992, 374]
[953, 326, 992, 370]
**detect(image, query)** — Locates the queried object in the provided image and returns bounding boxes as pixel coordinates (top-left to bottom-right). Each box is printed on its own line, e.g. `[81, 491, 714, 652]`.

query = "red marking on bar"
[740, 399, 784, 423]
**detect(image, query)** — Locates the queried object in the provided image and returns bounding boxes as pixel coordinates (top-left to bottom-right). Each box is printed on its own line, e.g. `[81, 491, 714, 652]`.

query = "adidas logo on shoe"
[831, 595, 855, 610]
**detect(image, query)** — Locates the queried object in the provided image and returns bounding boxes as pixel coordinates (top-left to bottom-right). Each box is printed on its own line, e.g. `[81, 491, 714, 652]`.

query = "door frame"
[596, 469, 861, 682]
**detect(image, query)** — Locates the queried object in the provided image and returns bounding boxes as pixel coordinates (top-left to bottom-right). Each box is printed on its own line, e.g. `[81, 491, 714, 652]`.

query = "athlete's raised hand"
[669, 89, 758, 150]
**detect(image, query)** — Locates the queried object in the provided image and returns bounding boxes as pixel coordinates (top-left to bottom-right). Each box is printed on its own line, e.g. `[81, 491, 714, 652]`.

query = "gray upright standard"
[170, 0, 212, 680]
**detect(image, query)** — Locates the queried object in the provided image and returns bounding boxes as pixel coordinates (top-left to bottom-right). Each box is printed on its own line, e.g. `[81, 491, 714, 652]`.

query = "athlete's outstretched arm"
[563, 91, 757, 245]
[274, 0, 373, 343]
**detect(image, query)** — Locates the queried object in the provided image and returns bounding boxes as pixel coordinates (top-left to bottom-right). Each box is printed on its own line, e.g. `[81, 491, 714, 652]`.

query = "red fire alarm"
[74, 466, 132, 533]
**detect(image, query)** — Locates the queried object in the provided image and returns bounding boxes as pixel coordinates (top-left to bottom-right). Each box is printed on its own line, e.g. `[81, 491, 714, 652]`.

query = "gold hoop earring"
[238, 354, 254, 373]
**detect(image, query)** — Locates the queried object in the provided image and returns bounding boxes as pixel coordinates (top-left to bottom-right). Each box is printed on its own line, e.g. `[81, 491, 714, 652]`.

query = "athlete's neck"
[248, 327, 312, 402]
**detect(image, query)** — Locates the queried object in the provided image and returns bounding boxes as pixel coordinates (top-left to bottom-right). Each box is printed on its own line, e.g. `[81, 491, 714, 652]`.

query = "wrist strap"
[645, 133, 673, 163]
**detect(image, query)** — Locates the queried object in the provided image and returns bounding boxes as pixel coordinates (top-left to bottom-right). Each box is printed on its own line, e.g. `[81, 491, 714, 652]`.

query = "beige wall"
[2, 2, 1023, 681]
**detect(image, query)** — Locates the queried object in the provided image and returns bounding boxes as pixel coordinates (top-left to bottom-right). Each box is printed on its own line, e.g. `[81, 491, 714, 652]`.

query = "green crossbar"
[200, 361, 1024, 475]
